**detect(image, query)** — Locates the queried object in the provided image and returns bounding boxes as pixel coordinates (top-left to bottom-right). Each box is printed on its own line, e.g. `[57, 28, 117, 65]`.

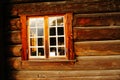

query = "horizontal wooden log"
[73, 27, 120, 41]
[9, 55, 120, 70]
[8, 0, 67, 4]
[10, 70, 120, 80]
[9, 18, 21, 30]
[74, 14, 120, 27]
[8, 57, 21, 70]
[74, 40, 120, 56]
[9, 76, 120, 80]
[11, 70, 120, 78]
[9, 1, 120, 16]
[8, 45, 22, 56]
[8, 31, 21, 44]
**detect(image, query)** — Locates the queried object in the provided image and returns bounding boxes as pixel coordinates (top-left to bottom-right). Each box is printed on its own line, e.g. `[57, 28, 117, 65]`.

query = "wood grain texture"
[20, 15, 28, 60]
[74, 13, 120, 27]
[73, 27, 120, 41]
[8, 31, 21, 44]
[8, 55, 120, 70]
[9, 18, 21, 30]
[74, 40, 120, 56]
[10, 70, 120, 80]
[8, 45, 22, 57]
[9, 1, 120, 16]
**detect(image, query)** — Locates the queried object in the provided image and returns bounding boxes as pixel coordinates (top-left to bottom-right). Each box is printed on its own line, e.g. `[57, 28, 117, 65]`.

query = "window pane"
[36, 18, 44, 27]
[30, 28, 36, 37]
[29, 18, 36, 27]
[38, 48, 44, 56]
[57, 27, 64, 35]
[30, 48, 37, 56]
[57, 17, 63, 26]
[58, 47, 65, 56]
[38, 28, 43, 36]
[49, 17, 56, 26]
[38, 38, 44, 46]
[50, 47, 57, 57]
[50, 38, 56, 45]
[49, 27, 56, 36]
[30, 38, 36, 46]
[58, 37, 64, 45]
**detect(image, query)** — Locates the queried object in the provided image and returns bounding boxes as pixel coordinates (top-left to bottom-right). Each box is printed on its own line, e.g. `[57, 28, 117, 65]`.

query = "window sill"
[21, 59, 76, 66]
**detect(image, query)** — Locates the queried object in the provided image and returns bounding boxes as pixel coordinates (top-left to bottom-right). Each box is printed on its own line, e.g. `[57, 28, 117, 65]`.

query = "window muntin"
[21, 13, 74, 61]
[28, 16, 66, 59]
[28, 17, 45, 58]
[49, 16, 66, 57]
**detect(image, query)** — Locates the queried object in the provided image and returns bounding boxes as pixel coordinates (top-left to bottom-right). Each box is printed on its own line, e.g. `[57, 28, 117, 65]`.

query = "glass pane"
[38, 48, 44, 56]
[49, 17, 56, 26]
[38, 38, 44, 46]
[50, 38, 56, 45]
[50, 47, 57, 56]
[50, 27, 56, 36]
[57, 27, 64, 35]
[58, 37, 64, 45]
[57, 17, 63, 26]
[30, 28, 36, 37]
[38, 28, 43, 36]
[30, 38, 36, 46]
[30, 48, 37, 56]
[29, 18, 36, 27]
[36, 18, 44, 27]
[58, 47, 65, 56]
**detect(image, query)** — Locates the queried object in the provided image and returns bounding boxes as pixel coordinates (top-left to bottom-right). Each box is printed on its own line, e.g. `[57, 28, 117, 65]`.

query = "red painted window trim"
[20, 13, 74, 61]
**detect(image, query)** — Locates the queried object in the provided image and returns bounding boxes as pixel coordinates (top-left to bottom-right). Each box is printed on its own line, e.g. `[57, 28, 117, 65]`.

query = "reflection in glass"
[50, 27, 56, 36]
[57, 17, 63, 26]
[50, 47, 57, 56]
[36, 18, 44, 27]
[58, 37, 64, 45]
[38, 38, 44, 46]
[30, 28, 36, 37]
[30, 38, 36, 46]
[50, 38, 56, 45]
[38, 28, 43, 36]
[58, 47, 65, 55]
[49, 17, 56, 26]
[38, 48, 44, 56]
[30, 48, 36, 56]
[57, 27, 64, 35]
[29, 18, 36, 27]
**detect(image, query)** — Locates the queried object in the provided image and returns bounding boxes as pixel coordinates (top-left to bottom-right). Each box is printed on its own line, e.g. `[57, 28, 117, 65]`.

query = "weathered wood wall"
[5, 0, 120, 80]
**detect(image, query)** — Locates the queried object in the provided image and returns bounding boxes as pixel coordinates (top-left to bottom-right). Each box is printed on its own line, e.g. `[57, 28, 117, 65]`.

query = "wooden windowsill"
[21, 59, 76, 66]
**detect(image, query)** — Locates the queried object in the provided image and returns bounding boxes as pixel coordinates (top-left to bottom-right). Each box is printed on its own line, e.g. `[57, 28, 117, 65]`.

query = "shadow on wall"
[0, 0, 14, 80]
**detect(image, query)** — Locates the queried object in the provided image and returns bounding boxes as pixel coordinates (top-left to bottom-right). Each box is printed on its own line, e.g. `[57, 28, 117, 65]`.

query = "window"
[20, 13, 74, 61]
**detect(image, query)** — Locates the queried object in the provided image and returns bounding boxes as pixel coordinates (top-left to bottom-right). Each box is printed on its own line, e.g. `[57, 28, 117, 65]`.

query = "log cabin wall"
[5, 0, 120, 80]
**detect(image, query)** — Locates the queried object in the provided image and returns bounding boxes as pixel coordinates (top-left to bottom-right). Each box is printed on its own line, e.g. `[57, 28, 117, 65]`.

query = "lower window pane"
[30, 48, 37, 56]
[30, 38, 36, 46]
[38, 38, 44, 46]
[58, 37, 64, 45]
[38, 48, 44, 56]
[50, 47, 57, 57]
[58, 47, 65, 56]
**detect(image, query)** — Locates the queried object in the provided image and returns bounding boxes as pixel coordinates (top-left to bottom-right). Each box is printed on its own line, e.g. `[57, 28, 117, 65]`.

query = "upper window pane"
[38, 28, 44, 36]
[49, 17, 56, 26]
[29, 18, 36, 27]
[57, 17, 64, 26]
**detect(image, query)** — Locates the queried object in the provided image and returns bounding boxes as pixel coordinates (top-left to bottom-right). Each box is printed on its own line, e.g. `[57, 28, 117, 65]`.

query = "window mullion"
[44, 16, 49, 58]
